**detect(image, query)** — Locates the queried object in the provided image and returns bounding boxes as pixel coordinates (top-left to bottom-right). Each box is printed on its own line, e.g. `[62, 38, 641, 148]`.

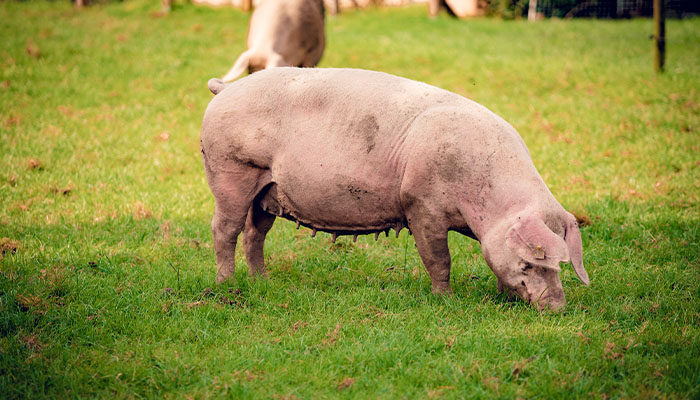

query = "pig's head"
[481, 212, 589, 311]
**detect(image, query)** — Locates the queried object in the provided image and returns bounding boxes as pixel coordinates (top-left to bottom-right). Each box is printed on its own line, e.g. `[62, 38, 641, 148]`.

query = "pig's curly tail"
[208, 78, 226, 95]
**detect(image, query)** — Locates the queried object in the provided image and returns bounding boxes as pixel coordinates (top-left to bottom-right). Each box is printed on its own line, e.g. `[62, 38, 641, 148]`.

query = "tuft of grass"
[1, 1, 698, 398]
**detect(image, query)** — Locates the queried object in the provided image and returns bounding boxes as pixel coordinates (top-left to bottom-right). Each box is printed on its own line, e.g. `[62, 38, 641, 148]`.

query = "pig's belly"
[256, 175, 406, 235]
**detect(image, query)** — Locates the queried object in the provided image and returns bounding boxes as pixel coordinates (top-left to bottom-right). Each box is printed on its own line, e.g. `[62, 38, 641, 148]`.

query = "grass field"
[1, 1, 699, 398]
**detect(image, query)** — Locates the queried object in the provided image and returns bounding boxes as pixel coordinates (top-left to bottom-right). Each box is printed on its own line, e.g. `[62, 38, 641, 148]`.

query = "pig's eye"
[521, 263, 533, 273]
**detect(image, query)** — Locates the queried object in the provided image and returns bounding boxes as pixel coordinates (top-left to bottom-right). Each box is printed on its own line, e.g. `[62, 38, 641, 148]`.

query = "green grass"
[1, 1, 699, 398]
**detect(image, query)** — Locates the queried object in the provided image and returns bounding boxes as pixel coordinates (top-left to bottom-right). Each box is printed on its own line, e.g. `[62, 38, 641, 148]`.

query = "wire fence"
[531, 0, 699, 18]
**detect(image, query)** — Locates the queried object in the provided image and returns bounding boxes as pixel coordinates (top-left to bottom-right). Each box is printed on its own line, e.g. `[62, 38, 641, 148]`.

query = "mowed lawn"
[1, 0, 698, 398]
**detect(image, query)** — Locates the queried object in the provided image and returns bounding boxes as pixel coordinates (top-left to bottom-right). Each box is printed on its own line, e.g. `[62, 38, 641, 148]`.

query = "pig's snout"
[528, 287, 566, 312]
[514, 285, 566, 312]
[532, 294, 566, 312]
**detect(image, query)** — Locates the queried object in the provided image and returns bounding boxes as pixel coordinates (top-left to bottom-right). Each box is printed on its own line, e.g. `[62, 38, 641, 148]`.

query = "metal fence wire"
[531, 0, 699, 18]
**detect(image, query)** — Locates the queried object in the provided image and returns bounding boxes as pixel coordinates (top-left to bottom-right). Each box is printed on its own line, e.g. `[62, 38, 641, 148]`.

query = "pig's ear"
[564, 214, 589, 285]
[505, 217, 570, 271]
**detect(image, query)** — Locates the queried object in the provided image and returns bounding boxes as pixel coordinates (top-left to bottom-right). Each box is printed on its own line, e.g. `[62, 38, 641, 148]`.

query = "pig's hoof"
[248, 269, 269, 279]
[216, 274, 235, 285]
[431, 284, 453, 295]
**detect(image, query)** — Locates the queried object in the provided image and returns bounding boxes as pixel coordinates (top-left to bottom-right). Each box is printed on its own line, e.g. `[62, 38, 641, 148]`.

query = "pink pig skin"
[221, 0, 325, 82]
[201, 68, 589, 311]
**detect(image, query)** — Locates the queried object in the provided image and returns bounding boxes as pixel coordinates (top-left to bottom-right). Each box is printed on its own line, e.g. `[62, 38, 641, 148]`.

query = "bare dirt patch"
[132, 201, 153, 220]
[337, 377, 355, 390]
[15, 294, 47, 315]
[27, 158, 42, 170]
[4, 113, 21, 127]
[50, 184, 73, 196]
[0, 238, 20, 258]
[26, 38, 40, 58]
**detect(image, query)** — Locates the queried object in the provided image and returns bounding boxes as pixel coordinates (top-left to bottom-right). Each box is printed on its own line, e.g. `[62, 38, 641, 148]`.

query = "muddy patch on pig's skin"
[346, 184, 369, 200]
[436, 145, 466, 183]
[350, 114, 379, 154]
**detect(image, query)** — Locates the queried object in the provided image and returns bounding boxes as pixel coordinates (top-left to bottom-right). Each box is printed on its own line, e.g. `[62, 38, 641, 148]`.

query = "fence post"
[428, 0, 439, 17]
[242, 0, 252, 12]
[329, 0, 340, 15]
[654, 0, 665, 72]
[528, 0, 537, 21]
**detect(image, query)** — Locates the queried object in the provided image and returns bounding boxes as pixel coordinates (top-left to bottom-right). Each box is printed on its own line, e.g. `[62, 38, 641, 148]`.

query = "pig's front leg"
[408, 214, 453, 294]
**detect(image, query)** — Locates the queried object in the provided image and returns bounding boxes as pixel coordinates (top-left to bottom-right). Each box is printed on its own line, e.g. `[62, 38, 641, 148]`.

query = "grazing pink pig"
[201, 68, 589, 311]
[221, 0, 325, 82]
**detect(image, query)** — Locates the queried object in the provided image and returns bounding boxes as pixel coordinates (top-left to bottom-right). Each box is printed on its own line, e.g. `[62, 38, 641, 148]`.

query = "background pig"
[201, 68, 589, 311]
[221, 0, 325, 82]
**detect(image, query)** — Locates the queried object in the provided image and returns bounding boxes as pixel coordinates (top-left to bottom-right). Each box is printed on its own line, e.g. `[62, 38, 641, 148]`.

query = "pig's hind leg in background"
[202, 156, 272, 284]
[242, 196, 276, 277]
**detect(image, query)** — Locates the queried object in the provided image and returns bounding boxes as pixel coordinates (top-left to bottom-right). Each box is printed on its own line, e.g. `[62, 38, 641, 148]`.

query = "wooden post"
[654, 0, 665, 72]
[528, 0, 537, 21]
[329, 0, 340, 15]
[428, 0, 440, 17]
[242, 0, 252, 12]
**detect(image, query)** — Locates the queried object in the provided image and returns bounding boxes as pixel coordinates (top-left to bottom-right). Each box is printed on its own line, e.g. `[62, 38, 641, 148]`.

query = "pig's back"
[230, 67, 463, 124]
[207, 67, 468, 157]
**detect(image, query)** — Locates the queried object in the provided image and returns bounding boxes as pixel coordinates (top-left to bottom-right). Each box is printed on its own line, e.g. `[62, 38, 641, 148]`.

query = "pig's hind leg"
[243, 202, 276, 277]
[207, 164, 271, 284]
